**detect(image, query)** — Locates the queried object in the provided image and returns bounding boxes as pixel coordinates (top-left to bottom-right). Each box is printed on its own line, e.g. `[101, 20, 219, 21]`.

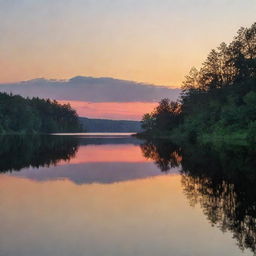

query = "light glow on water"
[52, 132, 135, 137]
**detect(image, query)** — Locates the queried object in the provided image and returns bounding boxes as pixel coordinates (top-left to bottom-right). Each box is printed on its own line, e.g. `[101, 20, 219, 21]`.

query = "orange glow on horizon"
[0, 173, 247, 255]
[58, 100, 158, 120]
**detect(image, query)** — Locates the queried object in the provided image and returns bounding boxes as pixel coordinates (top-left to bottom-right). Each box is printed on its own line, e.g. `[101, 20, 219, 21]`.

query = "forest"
[0, 93, 82, 134]
[141, 22, 256, 143]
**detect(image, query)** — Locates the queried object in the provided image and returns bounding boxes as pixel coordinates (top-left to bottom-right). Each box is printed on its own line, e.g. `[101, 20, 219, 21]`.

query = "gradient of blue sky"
[0, 0, 256, 86]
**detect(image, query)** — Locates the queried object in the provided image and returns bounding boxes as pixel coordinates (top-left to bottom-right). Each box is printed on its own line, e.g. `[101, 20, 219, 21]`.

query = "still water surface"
[0, 134, 254, 256]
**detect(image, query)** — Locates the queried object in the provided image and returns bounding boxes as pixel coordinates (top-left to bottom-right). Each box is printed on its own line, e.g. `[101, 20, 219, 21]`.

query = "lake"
[0, 134, 255, 256]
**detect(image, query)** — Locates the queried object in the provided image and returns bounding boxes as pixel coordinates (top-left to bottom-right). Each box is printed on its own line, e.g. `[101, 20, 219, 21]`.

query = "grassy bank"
[137, 128, 251, 147]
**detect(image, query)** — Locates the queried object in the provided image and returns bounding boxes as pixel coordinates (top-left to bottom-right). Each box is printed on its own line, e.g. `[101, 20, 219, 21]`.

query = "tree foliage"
[0, 93, 82, 134]
[142, 22, 256, 141]
[141, 98, 182, 132]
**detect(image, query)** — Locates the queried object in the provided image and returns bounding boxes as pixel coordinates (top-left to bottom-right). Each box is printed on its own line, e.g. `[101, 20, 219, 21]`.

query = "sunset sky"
[1, 0, 256, 86]
[0, 0, 256, 119]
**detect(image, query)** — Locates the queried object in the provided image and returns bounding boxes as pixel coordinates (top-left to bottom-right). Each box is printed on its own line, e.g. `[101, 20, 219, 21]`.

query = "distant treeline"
[79, 117, 142, 132]
[0, 93, 82, 134]
[141, 22, 256, 143]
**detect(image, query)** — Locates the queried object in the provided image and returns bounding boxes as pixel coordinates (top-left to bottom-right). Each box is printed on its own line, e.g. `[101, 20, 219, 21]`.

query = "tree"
[0, 92, 82, 134]
[141, 99, 181, 132]
[141, 113, 155, 131]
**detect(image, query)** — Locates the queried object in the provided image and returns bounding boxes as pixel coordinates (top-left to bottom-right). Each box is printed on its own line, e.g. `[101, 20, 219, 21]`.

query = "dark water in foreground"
[0, 134, 255, 256]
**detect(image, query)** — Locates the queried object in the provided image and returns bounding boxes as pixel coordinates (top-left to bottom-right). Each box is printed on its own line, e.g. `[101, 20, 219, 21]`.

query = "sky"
[0, 77, 179, 119]
[1, 0, 256, 86]
[0, 0, 255, 119]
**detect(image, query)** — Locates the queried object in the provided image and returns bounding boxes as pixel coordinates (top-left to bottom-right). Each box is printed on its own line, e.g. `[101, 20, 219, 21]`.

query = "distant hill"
[79, 117, 142, 132]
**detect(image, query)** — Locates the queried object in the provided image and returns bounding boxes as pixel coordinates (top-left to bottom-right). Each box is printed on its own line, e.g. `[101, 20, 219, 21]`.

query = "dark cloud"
[0, 76, 180, 102]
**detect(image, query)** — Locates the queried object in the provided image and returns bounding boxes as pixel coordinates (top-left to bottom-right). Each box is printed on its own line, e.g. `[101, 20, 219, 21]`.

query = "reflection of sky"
[0, 174, 251, 256]
[7, 144, 178, 184]
[59, 144, 152, 164]
[9, 162, 177, 184]
[1, 0, 256, 85]
[0, 137, 254, 255]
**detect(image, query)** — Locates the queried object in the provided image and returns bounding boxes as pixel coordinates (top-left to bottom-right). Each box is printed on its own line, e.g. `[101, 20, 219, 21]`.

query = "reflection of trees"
[140, 139, 181, 172]
[0, 135, 78, 172]
[140, 139, 256, 254]
[181, 144, 256, 254]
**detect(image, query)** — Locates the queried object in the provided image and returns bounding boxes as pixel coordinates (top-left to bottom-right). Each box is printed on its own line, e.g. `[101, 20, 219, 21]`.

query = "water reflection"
[0, 135, 78, 172]
[181, 145, 256, 254]
[0, 135, 141, 175]
[141, 139, 256, 254]
[1, 135, 175, 184]
[140, 139, 181, 171]
[0, 135, 255, 255]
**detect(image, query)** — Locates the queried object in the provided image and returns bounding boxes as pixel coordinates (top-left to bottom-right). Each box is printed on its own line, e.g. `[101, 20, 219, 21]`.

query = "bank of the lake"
[136, 129, 251, 147]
